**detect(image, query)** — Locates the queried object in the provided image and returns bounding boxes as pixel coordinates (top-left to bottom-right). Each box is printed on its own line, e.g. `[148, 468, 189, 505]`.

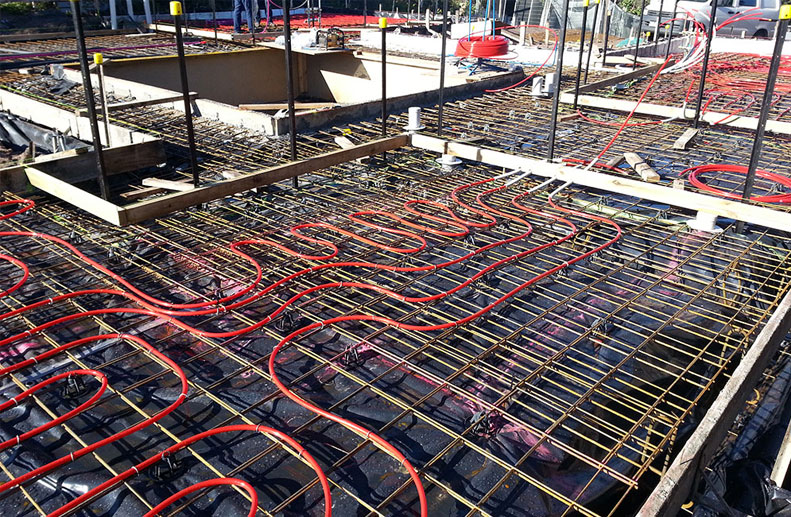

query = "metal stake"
[653, 0, 665, 50]
[94, 53, 111, 147]
[70, 0, 111, 200]
[664, 0, 679, 62]
[172, 1, 200, 188]
[633, 0, 646, 68]
[583, 0, 600, 84]
[249, 0, 256, 43]
[381, 20, 387, 130]
[283, 0, 299, 187]
[546, 0, 571, 161]
[735, 9, 789, 233]
[437, 0, 448, 136]
[692, 0, 718, 128]
[211, 0, 218, 46]
[573, 0, 590, 110]
[602, 0, 612, 67]
[381, 17, 388, 160]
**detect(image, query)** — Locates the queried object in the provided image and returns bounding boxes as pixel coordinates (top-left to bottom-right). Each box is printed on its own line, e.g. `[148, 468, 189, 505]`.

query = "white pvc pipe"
[404, 107, 424, 131]
[126, 0, 135, 19]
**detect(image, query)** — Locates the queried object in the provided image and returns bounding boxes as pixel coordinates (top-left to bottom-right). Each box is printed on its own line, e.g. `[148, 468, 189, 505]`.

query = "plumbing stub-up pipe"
[404, 107, 426, 132]
[687, 211, 722, 233]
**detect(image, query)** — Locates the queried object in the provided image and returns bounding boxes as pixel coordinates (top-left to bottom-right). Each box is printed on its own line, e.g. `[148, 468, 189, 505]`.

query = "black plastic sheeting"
[693, 345, 791, 517]
[0, 111, 86, 155]
[0, 206, 789, 516]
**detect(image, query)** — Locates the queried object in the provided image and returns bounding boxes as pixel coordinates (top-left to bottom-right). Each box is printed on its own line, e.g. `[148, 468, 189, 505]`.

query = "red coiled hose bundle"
[683, 164, 791, 204]
[455, 34, 510, 58]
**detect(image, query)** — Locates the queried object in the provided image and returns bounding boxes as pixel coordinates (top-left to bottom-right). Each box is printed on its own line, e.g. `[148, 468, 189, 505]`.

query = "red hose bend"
[0, 168, 625, 516]
[52, 425, 332, 517]
[0, 369, 107, 451]
[143, 478, 258, 517]
[683, 164, 791, 203]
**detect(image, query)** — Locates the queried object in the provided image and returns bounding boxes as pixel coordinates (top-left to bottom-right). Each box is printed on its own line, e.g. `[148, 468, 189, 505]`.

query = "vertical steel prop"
[653, 0, 665, 50]
[692, 0, 718, 128]
[546, 0, 571, 161]
[583, 0, 600, 84]
[602, 0, 612, 67]
[70, 0, 111, 200]
[283, 0, 299, 187]
[94, 52, 111, 147]
[437, 0, 449, 136]
[172, 1, 201, 188]
[573, 0, 590, 110]
[664, 0, 679, 62]
[695, 0, 717, 128]
[249, 0, 256, 43]
[381, 17, 388, 160]
[735, 6, 790, 233]
[633, 0, 646, 68]
[211, 0, 218, 45]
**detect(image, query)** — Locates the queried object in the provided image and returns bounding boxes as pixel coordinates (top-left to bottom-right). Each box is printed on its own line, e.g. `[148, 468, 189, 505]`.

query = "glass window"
[740, 0, 757, 6]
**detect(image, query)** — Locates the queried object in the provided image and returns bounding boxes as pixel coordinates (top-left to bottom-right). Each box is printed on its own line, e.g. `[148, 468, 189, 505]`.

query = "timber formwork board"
[18, 132, 791, 230]
[23, 135, 408, 225]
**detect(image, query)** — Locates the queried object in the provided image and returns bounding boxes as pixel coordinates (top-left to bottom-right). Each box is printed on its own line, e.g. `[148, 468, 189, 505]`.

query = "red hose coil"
[683, 164, 791, 204]
[455, 35, 510, 58]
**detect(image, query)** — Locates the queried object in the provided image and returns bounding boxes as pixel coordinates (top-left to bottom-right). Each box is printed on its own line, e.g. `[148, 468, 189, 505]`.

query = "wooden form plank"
[60, 66, 279, 135]
[1, 140, 166, 192]
[0, 147, 88, 192]
[150, 23, 282, 42]
[25, 166, 121, 225]
[574, 63, 663, 94]
[239, 102, 339, 111]
[623, 152, 660, 183]
[638, 289, 791, 516]
[0, 28, 136, 43]
[560, 92, 791, 135]
[673, 128, 699, 150]
[118, 134, 409, 225]
[119, 186, 166, 200]
[334, 135, 369, 163]
[75, 93, 198, 116]
[40, 140, 167, 179]
[258, 40, 354, 56]
[141, 177, 194, 191]
[410, 134, 791, 232]
[558, 112, 581, 123]
[230, 31, 284, 40]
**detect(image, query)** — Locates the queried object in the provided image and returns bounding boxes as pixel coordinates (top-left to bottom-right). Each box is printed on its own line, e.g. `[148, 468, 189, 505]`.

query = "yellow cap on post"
[780, 4, 791, 20]
[170, 1, 183, 16]
[379, 17, 388, 28]
[583, 0, 589, 6]
[93, 52, 103, 65]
